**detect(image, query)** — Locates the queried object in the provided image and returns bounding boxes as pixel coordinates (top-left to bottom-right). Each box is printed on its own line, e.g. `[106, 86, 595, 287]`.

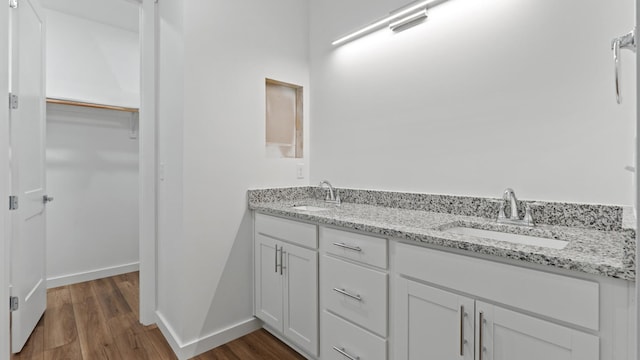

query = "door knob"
[43, 195, 53, 204]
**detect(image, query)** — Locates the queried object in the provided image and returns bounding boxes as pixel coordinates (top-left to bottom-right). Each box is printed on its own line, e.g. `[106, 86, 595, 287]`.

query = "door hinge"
[8, 0, 17, 9]
[9, 296, 18, 312]
[9, 195, 18, 210]
[9, 93, 18, 110]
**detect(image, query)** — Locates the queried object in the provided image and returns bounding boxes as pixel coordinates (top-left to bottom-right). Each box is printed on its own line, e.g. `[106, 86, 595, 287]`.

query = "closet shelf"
[46, 98, 139, 113]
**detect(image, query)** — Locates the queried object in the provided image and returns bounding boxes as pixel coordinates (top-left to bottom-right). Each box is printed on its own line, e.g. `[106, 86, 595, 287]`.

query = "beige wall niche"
[266, 78, 303, 158]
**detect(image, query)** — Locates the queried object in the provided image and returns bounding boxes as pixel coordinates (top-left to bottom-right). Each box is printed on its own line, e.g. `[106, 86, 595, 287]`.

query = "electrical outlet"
[296, 164, 305, 179]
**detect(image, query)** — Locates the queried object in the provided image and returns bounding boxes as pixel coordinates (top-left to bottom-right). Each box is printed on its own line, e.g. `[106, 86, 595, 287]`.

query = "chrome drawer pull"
[332, 242, 362, 252]
[333, 288, 362, 301]
[333, 346, 360, 360]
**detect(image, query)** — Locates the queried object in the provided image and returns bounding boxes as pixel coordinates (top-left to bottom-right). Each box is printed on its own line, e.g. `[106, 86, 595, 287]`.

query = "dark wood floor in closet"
[12, 272, 304, 360]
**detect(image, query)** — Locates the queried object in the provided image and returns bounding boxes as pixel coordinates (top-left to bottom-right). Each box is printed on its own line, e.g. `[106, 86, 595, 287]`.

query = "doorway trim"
[1, 1, 11, 359]
[139, 0, 158, 326]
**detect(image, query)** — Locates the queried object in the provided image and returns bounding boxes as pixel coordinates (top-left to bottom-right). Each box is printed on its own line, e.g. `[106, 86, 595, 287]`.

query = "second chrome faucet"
[497, 188, 535, 226]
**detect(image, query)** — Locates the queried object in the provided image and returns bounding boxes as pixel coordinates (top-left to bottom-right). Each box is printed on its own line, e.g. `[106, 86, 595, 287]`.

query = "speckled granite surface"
[248, 187, 636, 280]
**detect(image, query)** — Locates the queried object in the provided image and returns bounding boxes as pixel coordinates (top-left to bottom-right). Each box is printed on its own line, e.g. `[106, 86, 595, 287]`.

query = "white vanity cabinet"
[395, 278, 475, 359]
[254, 214, 319, 357]
[395, 277, 598, 360]
[475, 301, 598, 360]
[319, 227, 389, 360]
[392, 242, 626, 360]
[252, 211, 634, 360]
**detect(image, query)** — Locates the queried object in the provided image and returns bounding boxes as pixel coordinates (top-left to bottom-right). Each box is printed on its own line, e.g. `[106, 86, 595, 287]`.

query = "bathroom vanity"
[250, 187, 636, 360]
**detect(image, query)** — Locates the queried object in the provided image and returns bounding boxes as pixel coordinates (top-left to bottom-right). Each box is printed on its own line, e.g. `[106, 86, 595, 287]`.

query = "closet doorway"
[9, 0, 153, 357]
[40, 0, 140, 292]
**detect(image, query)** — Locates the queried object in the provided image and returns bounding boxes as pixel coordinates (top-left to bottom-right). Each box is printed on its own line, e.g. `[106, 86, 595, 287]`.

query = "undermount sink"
[444, 226, 568, 250]
[291, 205, 330, 212]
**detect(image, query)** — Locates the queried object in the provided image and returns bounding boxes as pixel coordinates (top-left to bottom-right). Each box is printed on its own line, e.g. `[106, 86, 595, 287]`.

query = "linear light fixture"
[332, 0, 432, 46]
[389, 8, 428, 32]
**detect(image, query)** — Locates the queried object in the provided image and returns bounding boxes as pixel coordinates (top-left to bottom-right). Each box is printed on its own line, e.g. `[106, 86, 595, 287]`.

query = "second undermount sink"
[292, 205, 330, 212]
[444, 226, 568, 250]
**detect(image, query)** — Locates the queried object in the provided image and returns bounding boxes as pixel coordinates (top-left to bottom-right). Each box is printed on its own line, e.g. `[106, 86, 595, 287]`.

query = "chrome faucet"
[503, 188, 519, 219]
[497, 188, 535, 226]
[319, 180, 341, 205]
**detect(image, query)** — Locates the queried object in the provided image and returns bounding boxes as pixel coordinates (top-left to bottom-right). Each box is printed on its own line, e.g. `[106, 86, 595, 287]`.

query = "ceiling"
[40, 0, 140, 33]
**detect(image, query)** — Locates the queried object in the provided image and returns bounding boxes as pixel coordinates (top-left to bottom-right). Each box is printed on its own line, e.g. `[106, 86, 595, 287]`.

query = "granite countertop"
[248, 188, 636, 281]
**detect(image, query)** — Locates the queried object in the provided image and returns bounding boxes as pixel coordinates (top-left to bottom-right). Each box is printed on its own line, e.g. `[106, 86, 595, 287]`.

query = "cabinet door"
[255, 234, 283, 331]
[476, 301, 599, 360]
[395, 277, 475, 360]
[283, 243, 319, 356]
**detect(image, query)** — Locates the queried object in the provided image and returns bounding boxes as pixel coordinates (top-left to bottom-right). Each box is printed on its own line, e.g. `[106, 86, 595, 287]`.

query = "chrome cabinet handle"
[275, 245, 282, 273]
[333, 288, 362, 301]
[332, 346, 360, 360]
[459, 306, 465, 356]
[612, 28, 636, 104]
[332, 242, 362, 252]
[479, 311, 485, 360]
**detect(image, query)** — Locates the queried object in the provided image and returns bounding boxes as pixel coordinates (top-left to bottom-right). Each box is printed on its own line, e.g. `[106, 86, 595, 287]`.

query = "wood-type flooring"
[12, 272, 304, 360]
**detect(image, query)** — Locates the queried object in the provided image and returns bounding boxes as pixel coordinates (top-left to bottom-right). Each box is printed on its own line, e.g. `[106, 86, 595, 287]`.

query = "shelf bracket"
[130, 112, 139, 139]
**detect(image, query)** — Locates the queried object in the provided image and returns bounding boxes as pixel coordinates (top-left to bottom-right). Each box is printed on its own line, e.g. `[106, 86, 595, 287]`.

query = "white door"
[9, 0, 46, 353]
[254, 234, 283, 331]
[394, 278, 475, 360]
[283, 243, 318, 356]
[475, 301, 598, 360]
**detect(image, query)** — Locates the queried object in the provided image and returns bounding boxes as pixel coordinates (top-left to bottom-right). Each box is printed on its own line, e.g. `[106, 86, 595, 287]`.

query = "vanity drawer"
[320, 227, 387, 268]
[255, 213, 317, 249]
[322, 255, 388, 337]
[322, 311, 386, 360]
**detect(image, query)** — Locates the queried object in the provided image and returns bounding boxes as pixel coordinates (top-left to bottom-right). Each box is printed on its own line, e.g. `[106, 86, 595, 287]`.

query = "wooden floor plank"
[108, 312, 163, 360]
[13, 272, 306, 360]
[146, 328, 178, 360]
[42, 340, 82, 360]
[68, 281, 121, 360]
[114, 275, 139, 317]
[246, 330, 305, 360]
[43, 287, 77, 350]
[91, 277, 132, 320]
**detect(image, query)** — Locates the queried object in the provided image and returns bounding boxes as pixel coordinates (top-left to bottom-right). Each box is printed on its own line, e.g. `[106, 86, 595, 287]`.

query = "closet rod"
[47, 98, 139, 113]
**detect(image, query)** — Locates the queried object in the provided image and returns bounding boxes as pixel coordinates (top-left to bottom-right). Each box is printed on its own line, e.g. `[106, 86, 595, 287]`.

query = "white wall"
[46, 9, 140, 107]
[46, 105, 139, 286]
[310, 0, 636, 206]
[156, 0, 185, 341]
[156, 0, 310, 357]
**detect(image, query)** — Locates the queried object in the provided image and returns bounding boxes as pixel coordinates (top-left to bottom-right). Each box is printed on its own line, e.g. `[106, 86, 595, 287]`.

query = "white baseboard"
[155, 311, 261, 360]
[46, 262, 140, 288]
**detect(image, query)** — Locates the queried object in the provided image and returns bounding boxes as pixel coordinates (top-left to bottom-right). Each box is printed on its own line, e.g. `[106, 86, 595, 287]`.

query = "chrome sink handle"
[523, 203, 534, 226]
[612, 27, 636, 104]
